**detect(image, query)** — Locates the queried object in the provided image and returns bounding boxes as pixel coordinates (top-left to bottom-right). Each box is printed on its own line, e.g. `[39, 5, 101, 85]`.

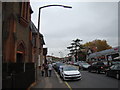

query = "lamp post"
[38, 4, 72, 32]
[51, 52, 54, 60]
[35, 4, 71, 81]
[59, 51, 63, 58]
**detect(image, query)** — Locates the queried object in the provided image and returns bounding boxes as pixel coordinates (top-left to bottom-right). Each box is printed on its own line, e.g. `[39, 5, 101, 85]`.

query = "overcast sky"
[30, 1, 118, 57]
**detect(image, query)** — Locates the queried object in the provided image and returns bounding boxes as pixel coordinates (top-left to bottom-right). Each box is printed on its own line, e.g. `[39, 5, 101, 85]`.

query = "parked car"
[88, 61, 109, 73]
[54, 62, 65, 73]
[73, 62, 79, 66]
[74, 61, 86, 66]
[114, 56, 120, 60]
[73, 61, 80, 66]
[68, 61, 74, 65]
[106, 64, 120, 80]
[79, 62, 90, 70]
[52, 62, 56, 67]
[59, 65, 81, 81]
[67, 61, 72, 64]
[111, 61, 120, 65]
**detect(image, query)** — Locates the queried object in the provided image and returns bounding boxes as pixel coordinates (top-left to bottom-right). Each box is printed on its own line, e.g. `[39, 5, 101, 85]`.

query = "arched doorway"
[16, 41, 26, 63]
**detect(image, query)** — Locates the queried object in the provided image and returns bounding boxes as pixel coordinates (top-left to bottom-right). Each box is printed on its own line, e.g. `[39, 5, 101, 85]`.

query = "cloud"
[31, 2, 118, 57]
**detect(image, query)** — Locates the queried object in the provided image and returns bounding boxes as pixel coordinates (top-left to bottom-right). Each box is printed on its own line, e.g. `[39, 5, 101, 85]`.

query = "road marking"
[54, 69, 72, 90]
[54, 69, 63, 83]
[64, 81, 72, 90]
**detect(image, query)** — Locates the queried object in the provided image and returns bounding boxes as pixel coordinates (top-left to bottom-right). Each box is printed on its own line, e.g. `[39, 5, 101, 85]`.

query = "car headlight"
[79, 73, 81, 76]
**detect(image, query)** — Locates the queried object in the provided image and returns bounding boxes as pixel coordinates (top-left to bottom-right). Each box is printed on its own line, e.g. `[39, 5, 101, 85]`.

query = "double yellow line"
[54, 69, 72, 90]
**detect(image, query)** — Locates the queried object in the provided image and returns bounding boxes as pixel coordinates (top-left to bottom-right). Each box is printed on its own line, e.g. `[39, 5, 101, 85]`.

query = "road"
[31, 68, 120, 89]
[66, 70, 119, 88]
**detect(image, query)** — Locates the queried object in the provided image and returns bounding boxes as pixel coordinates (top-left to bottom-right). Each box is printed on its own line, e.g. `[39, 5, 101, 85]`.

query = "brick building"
[2, 2, 33, 63]
[2, 2, 46, 89]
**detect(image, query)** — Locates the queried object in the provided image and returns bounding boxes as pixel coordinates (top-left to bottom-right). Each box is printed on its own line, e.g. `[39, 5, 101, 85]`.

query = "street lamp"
[36, 4, 71, 81]
[51, 53, 54, 62]
[38, 4, 72, 32]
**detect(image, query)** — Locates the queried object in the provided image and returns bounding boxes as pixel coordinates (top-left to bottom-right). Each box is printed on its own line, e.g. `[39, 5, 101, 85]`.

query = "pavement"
[29, 69, 70, 89]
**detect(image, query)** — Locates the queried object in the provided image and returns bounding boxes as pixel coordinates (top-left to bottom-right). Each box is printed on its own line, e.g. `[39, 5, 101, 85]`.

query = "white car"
[79, 62, 90, 70]
[60, 65, 81, 80]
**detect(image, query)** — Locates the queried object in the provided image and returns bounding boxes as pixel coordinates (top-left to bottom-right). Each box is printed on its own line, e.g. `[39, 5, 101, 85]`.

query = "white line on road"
[54, 69, 63, 83]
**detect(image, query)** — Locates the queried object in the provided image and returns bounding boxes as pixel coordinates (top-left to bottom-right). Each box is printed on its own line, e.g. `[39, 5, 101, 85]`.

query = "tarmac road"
[30, 68, 120, 90]
[66, 70, 119, 88]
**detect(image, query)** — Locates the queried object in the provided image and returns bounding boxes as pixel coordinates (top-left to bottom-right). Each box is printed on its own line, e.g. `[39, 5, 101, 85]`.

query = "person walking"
[48, 62, 53, 77]
[41, 64, 45, 76]
[44, 63, 48, 77]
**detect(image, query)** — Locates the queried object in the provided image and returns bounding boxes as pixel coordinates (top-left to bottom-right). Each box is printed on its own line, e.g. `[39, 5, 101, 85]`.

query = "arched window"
[16, 41, 26, 63]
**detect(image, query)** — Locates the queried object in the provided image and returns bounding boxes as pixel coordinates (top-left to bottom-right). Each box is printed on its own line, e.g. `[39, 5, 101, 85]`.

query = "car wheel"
[82, 67, 85, 70]
[97, 70, 100, 74]
[60, 73, 62, 78]
[61, 74, 65, 81]
[106, 72, 109, 76]
[116, 74, 120, 80]
[62, 76, 65, 81]
[79, 67, 81, 70]
[88, 69, 91, 72]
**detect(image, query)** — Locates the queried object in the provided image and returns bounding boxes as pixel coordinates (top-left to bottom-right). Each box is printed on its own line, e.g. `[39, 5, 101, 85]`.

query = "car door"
[59, 66, 63, 77]
[109, 65, 115, 77]
[112, 65, 119, 78]
[91, 62, 97, 71]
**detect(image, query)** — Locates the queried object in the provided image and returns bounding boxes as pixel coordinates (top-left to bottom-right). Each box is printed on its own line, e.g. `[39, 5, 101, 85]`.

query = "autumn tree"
[84, 39, 112, 52]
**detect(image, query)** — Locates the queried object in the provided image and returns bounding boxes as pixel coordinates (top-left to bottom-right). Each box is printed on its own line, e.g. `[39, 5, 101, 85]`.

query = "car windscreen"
[115, 65, 120, 70]
[82, 63, 89, 65]
[111, 65, 120, 70]
[57, 63, 65, 66]
[97, 62, 104, 65]
[63, 66, 77, 71]
[103, 62, 108, 65]
[112, 61, 120, 65]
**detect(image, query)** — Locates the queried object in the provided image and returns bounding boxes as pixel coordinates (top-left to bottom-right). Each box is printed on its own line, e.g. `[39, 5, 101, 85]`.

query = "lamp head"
[63, 6, 72, 8]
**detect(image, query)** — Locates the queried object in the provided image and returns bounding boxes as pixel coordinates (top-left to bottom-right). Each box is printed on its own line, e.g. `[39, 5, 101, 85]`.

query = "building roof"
[40, 33, 45, 45]
[29, 21, 45, 45]
[41, 37, 45, 45]
[30, 6, 33, 14]
[29, 21, 38, 34]
[88, 46, 120, 58]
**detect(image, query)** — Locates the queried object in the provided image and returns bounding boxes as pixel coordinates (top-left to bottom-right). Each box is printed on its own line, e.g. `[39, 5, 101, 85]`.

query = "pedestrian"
[41, 64, 45, 76]
[48, 62, 53, 77]
[44, 63, 48, 77]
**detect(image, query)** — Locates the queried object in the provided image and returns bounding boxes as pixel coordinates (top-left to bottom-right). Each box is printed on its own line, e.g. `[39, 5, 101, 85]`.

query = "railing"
[2, 62, 35, 89]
